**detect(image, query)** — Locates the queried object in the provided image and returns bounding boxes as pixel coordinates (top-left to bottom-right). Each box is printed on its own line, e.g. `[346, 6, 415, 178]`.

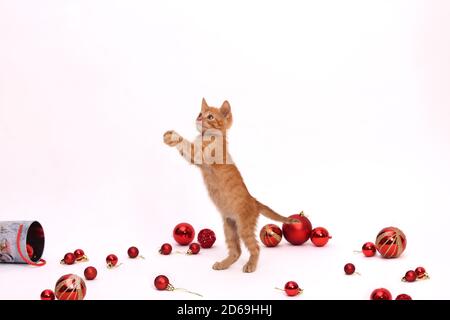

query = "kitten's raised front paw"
[212, 261, 229, 270]
[242, 261, 257, 273]
[163, 130, 182, 147]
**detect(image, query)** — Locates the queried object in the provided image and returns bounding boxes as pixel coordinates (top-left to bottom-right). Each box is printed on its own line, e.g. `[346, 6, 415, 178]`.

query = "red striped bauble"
[375, 227, 407, 258]
[260, 224, 283, 247]
[54, 274, 86, 300]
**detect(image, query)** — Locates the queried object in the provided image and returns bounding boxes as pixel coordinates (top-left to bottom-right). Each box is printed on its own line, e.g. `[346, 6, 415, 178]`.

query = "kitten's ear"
[201, 98, 208, 112]
[220, 100, 231, 117]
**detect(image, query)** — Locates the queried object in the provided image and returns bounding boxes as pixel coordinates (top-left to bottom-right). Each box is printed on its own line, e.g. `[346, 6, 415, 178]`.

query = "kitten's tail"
[256, 201, 299, 224]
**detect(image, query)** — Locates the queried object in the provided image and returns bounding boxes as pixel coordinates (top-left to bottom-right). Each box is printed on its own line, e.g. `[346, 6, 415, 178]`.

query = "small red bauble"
[154, 275, 172, 291]
[173, 223, 195, 246]
[127, 246, 139, 258]
[362, 242, 377, 257]
[396, 294, 412, 300]
[370, 288, 392, 300]
[187, 243, 200, 255]
[61, 252, 76, 265]
[310, 227, 331, 247]
[74, 249, 88, 262]
[197, 229, 216, 248]
[375, 227, 407, 258]
[284, 281, 302, 297]
[106, 254, 119, 268]
[159, 243, 172, 255]
[55, 274, 87, 300]
[26, 244, 34, 259]
[344, 263, 356, 275]
[415, 267, 429, 279]
[40, 289, 55, 300]
[84, 266, 97, 280]
[259, 224, 283, 247]
[402, 270, 417, 282]
[282, 212, 312, 245]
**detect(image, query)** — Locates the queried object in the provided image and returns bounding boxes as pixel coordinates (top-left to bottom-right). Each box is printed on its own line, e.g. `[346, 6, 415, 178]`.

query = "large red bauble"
[54, 274, 87, 300]
[173, 223, 195, 245]
[375, 227, 407, 258]
[370, 288, 392, 300]
[282, 213, 312, 245]
[197, 229, 216, 248]
[310, 227, 331, 247]
[259, 224, 283, 247]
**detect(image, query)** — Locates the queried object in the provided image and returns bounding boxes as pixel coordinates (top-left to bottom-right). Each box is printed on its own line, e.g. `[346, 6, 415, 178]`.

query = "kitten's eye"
[207, 114, 214, 120]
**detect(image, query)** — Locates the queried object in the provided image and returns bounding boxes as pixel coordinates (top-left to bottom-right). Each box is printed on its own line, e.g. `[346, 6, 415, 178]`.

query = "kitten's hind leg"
[212, 218, 241, 270]
[238, 216, 260, 273]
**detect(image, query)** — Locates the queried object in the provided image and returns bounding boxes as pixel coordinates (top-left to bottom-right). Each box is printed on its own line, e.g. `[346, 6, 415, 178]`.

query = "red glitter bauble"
[173, 223, 195, 246]
[282, 213, 312, 245]
[259, 224, 283, 247]
[54, 274, 87, 300]
[197, 229, 216, 248]
[375, 227, 407, 258]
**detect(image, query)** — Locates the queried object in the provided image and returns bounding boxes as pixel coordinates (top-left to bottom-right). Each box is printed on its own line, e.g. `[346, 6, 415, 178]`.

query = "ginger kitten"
[163, 98, 297, 273]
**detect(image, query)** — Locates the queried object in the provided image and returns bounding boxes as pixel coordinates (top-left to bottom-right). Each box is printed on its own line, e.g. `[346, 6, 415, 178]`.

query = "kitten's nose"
[197, 115, 202, 121]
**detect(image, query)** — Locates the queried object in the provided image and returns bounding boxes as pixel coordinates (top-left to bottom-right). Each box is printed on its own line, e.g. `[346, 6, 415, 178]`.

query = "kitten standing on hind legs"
[163, 98, 298, 273]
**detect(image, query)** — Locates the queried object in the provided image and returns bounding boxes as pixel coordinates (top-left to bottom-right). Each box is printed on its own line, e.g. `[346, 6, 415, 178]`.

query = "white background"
[1, 0, 450, 300]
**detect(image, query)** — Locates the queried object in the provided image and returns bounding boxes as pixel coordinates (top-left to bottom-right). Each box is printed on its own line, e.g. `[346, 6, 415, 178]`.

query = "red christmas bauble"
[154, 275, 170, 290]
[55, 274, 87, 300]
[188, 243, 200, 255]
[106, 254, 118, 268]
[415, 267, 429, 279]
[173, 223, 195, 246]
[26, 244, 34, 259]
[284, 281, 301, 297]
[370, 288, 392, 300]
[344, 263, 356, 275]
[40, 289, 55, 300]
[310, 227, 331, 247]
[282, 213, 312, 245]
[396, 294, 412, 300]
[62, 252, 76, 265]
[159, 243, 172, 255]
[403, 270, 417, 282]
[84, 266, 97, 280]
[197, 229, 216, 248]
[259, 224, 283, 247]
[375, 227, 407, 258]
[362, 242, 377, 257]
[128, 246, 139, 258]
